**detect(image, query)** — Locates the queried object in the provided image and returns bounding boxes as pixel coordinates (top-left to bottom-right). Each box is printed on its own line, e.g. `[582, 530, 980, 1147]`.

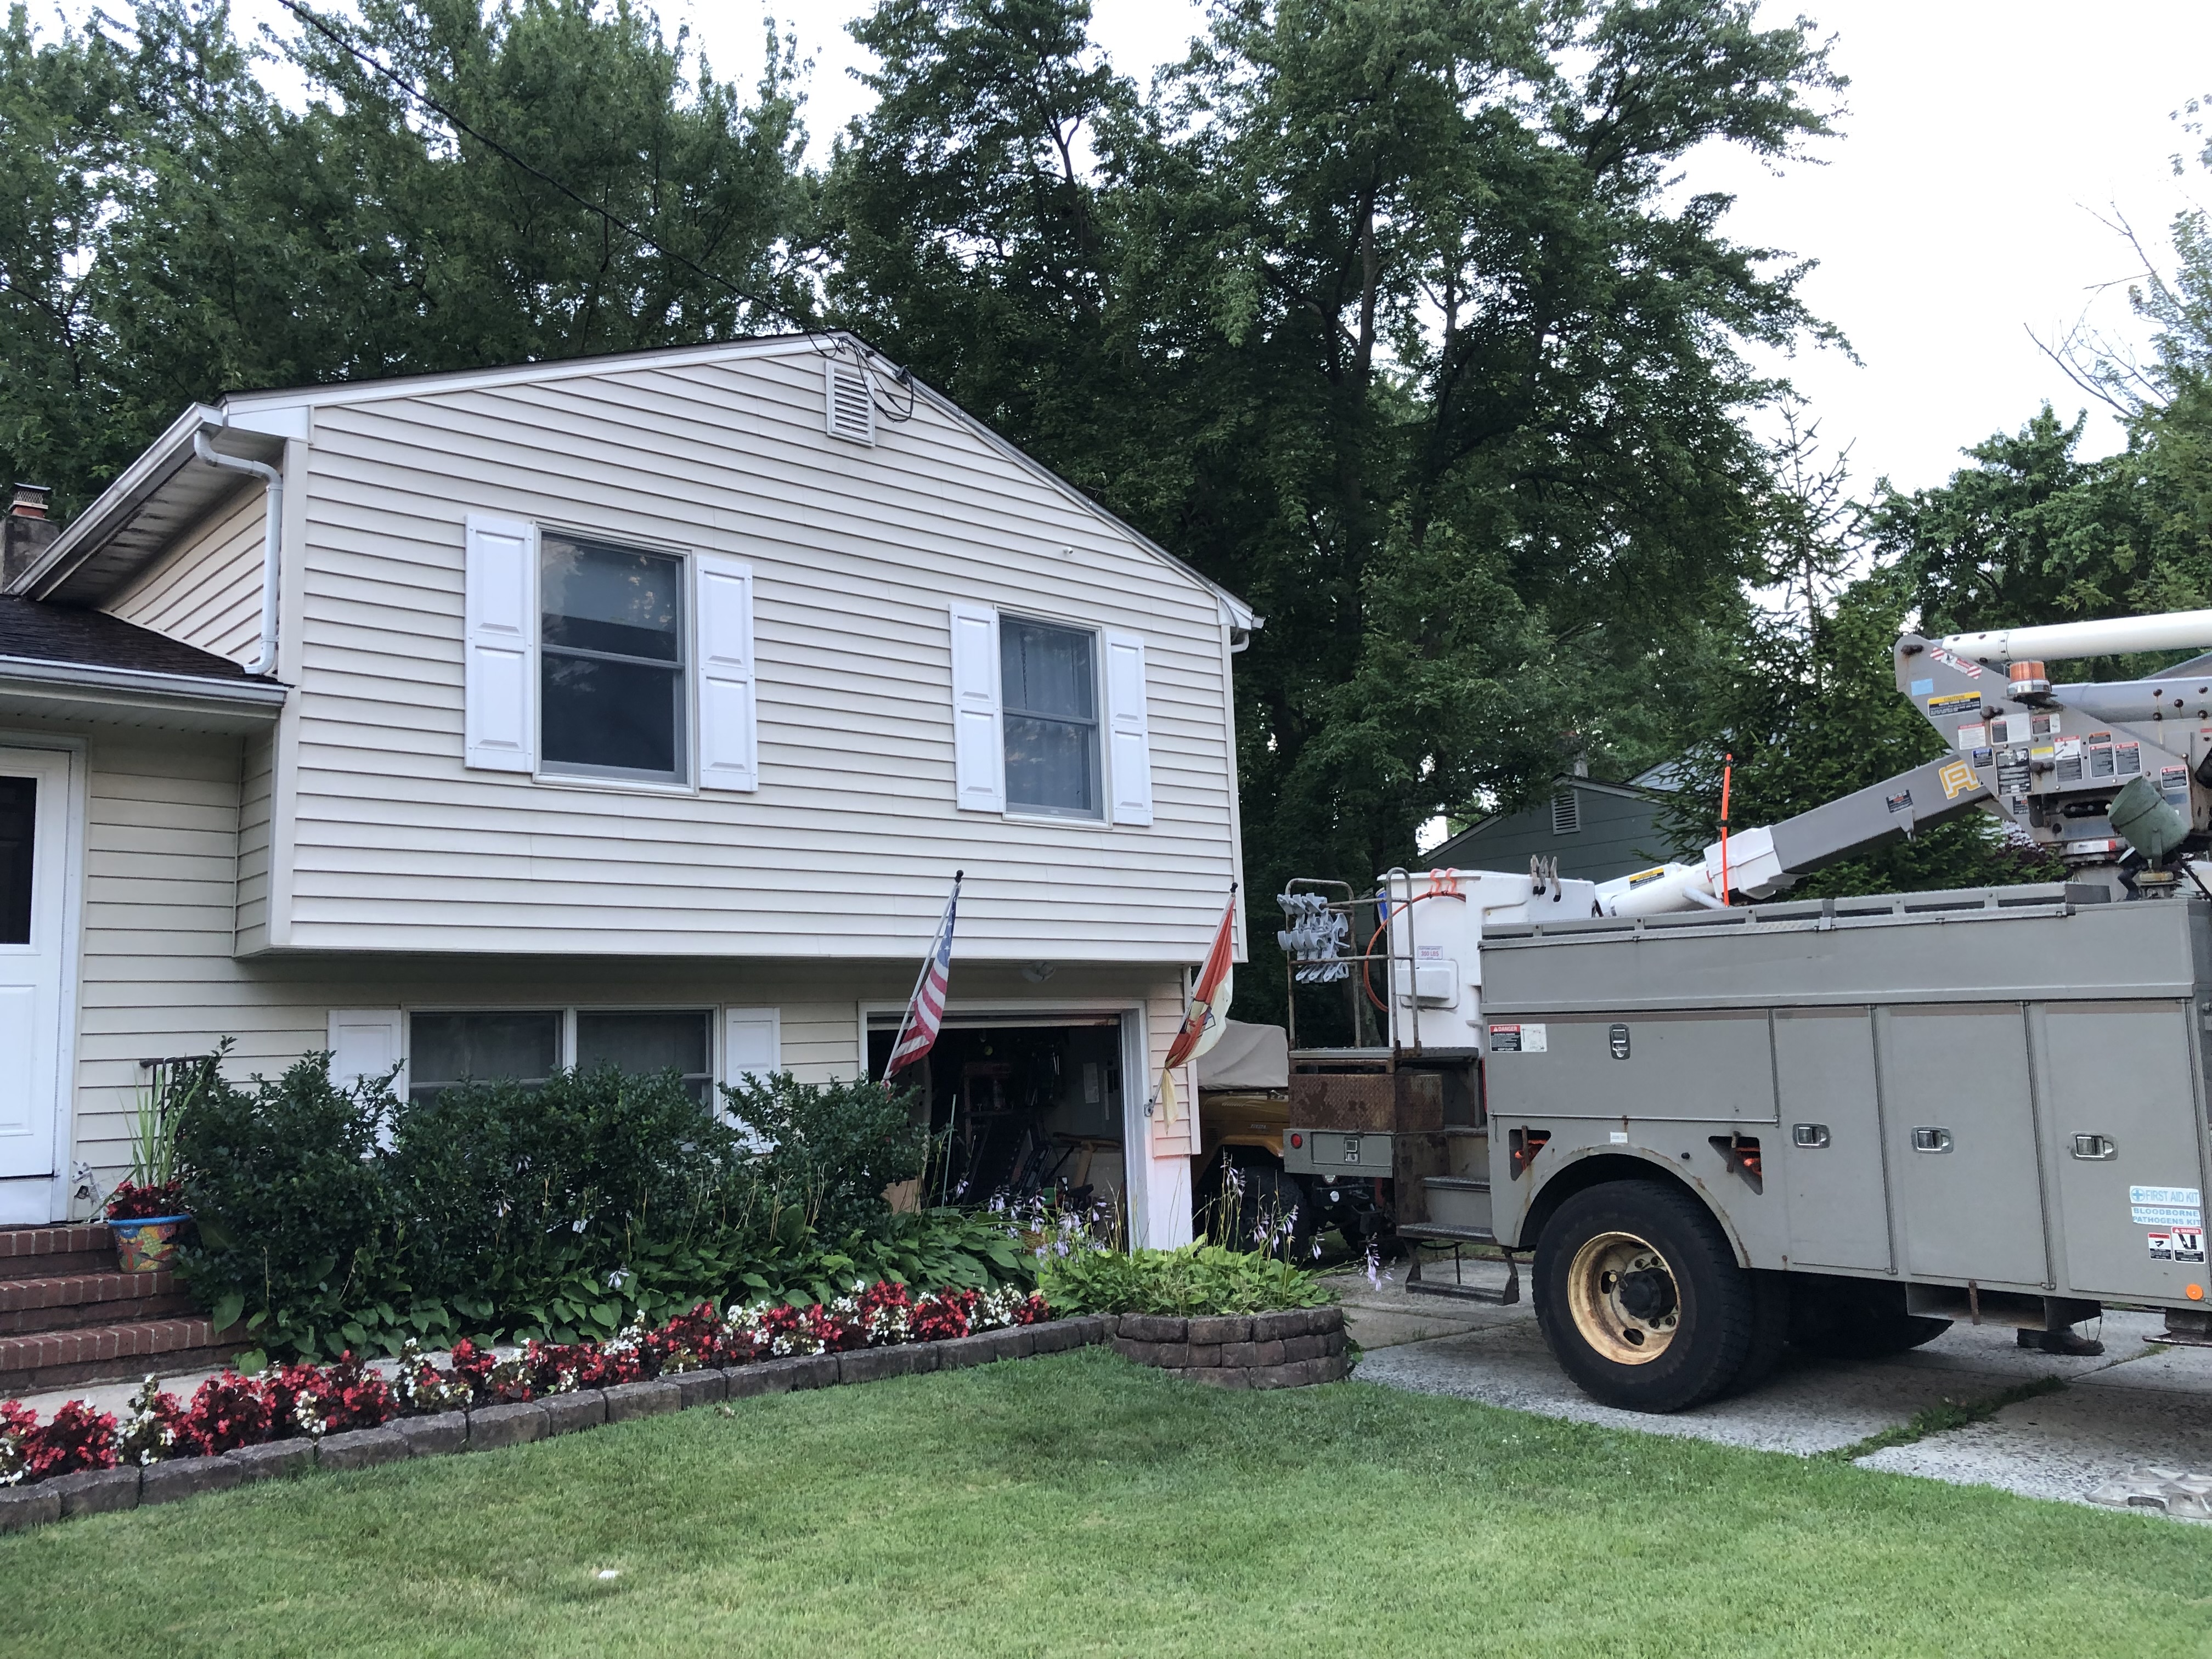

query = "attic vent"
[825, 357, 875, 445]
[1550, 789, 1581, 836]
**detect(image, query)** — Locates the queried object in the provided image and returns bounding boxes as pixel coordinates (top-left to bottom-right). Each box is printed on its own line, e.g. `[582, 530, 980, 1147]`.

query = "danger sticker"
[2151, 1228, 2207, 1263]
[1956, 723, 1987, 750]
[1939, 759, 1980, 800]
[1488, 1024, 1546, 1053]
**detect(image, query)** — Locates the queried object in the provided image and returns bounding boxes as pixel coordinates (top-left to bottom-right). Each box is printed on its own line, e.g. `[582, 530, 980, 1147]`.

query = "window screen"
[577, 1010, 714, 1106]
[541, 535, 686, 782]
[0, 776, 31, 945]
[1000, 617, 1101, 817]
[408, 1011, 560, 1104]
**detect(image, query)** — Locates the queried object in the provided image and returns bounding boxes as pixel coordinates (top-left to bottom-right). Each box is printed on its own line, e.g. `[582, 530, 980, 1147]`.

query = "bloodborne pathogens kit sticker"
[2130, 1186, 2202, 1229]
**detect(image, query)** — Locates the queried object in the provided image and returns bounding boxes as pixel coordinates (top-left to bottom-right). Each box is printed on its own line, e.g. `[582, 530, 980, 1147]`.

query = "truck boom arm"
[1593, 756, 1992, 918]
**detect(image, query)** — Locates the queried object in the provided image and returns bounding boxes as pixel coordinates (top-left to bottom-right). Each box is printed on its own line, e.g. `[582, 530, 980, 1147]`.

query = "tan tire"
[1533, 1180, 1759, 1412]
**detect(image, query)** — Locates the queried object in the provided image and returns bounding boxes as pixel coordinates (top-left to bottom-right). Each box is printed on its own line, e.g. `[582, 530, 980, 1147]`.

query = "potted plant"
[105, 1060, 205, 1274]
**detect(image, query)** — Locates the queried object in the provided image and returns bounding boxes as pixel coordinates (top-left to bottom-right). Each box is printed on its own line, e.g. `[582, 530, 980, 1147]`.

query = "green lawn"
[7, 1348, 2211, 1658]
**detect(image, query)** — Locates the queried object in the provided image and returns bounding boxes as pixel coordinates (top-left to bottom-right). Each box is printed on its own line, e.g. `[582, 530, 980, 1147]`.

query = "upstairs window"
[1000, 617, 1101, 819]
[540, 534, 686, 784]
[462, 516, 756, 793]
[947, 602, 1153, 826]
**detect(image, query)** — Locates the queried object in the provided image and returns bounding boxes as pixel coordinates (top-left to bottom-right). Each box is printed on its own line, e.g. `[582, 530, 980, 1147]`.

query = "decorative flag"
[1158, 886, 1238, 1124]
[884, 872, 962, 1080]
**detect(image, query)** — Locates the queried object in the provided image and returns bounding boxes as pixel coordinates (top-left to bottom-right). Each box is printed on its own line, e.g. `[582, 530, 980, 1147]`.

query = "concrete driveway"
[1330, 1258, 2212, 1520]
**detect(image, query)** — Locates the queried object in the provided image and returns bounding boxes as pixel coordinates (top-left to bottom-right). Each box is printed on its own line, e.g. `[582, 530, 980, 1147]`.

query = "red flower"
[20, 1400, 117, 1481]
[179, 1371, 273, 1456]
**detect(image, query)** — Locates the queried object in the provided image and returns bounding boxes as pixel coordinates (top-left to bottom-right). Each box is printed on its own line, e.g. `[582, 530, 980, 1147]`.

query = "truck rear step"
[1397, 1224, 1520, 1306]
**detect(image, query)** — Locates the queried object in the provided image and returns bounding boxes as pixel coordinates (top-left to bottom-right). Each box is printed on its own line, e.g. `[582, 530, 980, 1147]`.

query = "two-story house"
[0, 333, 1252, 1263]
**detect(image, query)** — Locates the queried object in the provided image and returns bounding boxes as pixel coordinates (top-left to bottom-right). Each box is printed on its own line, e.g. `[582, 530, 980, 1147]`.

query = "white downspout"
[191, 426, 281, 677]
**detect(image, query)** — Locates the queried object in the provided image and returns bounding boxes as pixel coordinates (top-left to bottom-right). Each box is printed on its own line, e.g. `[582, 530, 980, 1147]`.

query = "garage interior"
[866, 1014, 1127, 1218]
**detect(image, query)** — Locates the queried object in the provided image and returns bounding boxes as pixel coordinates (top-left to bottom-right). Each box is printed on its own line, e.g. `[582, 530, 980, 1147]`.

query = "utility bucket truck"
[1280, 606, 2212, 1412]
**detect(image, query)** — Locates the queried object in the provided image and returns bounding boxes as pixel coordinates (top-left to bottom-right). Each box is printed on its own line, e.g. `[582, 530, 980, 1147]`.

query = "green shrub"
[385, 1065, 754, 1323]
[1039, 1244, 1335, 1317]
[720, 1072, 926, 1239]
[168, 1048, 1007, 1359]
[173, 1052, 402, 1359]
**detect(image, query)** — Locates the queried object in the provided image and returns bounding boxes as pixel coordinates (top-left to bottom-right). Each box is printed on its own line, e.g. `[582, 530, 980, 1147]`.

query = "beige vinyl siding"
[234, 731, 274, 952]
[105, 484, 266, 665]
[63, 729, 1181, 1177]
[265, 348, 1238, 961]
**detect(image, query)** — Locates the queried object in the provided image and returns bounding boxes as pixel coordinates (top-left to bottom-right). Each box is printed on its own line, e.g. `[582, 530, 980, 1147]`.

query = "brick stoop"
[0, 1225, 246, 1399]
[0, 1224, 114, 1284]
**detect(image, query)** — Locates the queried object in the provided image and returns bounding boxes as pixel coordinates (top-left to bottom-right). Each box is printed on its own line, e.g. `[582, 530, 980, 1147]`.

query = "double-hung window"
[360, 1007, 774, 1108]
[1000, 617, 1102, 818]
[948, 601, 1154, 825]
[540, 534, 686, 784]
[461, 516, 757, 792]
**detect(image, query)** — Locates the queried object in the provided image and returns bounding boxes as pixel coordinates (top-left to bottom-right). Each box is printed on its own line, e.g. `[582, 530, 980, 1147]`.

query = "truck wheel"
[1533, 1181, 1758, 1413]
[1788, 1278, 1950, 1359]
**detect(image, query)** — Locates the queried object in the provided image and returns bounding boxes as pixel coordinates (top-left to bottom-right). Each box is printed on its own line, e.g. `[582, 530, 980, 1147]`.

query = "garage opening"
[866, 1014, 1126, 1219]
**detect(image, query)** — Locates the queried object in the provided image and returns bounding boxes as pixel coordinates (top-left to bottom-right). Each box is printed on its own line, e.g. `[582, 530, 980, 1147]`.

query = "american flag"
[884, 873, 962, 1079]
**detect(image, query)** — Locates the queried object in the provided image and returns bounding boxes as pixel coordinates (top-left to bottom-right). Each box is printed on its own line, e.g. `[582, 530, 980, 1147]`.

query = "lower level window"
[408, 1012, 560, 1104]
[406, 1008, 714, 1105]
[577, 1009, 713, 1105]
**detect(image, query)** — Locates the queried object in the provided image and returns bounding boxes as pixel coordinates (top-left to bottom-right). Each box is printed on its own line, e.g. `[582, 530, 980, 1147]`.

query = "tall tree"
[828, 0, 1841, 1013]
[0, 0, 814, 516]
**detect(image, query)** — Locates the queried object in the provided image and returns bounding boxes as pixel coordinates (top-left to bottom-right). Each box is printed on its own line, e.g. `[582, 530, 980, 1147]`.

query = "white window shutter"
[464, 515, 537, 771]
[696, 553, 758, 792]
[724, 1007, 781, 1087]
[1103, 628, 1154, 826]
[947, 601, 1005, 812]
[328, 1009, 404, 1095]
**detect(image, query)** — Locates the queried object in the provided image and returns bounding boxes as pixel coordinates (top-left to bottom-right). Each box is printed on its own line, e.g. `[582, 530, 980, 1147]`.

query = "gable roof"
[10, 334, 1259, 630]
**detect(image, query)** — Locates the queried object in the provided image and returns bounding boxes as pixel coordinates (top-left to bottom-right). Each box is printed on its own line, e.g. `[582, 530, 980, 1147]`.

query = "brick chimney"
[2, 483, 57, 589]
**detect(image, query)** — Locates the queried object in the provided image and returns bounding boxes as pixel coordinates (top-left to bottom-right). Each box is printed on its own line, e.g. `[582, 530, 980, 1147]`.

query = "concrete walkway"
[1329, 1260, 2212, 1518]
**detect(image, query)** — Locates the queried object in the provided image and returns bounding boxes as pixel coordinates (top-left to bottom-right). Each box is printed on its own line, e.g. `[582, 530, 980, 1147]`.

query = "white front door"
[0, 747, 72, 1222]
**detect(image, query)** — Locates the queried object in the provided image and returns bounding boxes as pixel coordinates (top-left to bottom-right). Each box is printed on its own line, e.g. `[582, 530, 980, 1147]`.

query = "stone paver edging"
[0, 1316, 1113, 1534]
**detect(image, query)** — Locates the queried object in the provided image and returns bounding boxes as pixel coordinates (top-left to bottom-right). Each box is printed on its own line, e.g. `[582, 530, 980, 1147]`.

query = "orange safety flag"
[1158, 888, 1237, 1125]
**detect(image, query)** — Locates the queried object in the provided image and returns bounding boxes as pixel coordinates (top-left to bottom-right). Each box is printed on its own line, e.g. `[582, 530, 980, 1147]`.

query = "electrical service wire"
[268, 0, 918, 422]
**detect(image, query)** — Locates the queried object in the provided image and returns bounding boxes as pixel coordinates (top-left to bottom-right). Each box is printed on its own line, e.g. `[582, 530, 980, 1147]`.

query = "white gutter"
[0, 653, 287, 706]
[191, 426, 282, 676]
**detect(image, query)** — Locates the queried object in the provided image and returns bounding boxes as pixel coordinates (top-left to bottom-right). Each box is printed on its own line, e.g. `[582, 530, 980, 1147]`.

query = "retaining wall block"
[467, 1400, 547, 1451]
[673, 1369, 727, 1410]
[1252, 1339, 1286, 1367]
[838, 1345, 918, 1385]
[393, 1412, 468, 1458]
[140, 1454, 244, 1506]
[0, 1485, 61, 1531]
[721, 1363, 794, 1400]
[540, 1391, 607, 1436]
[1184, 1315, 1249, 1345]
[994, 1327, 1039, 1361]
[226, 1440, 314, 1484]
[1119, 1313, 1183, 1343]
[315, 1427, 411, 1473]
[604, 1378, 684, 1423]
[754, 1353, 839, 1391]
[48, 1465, 140, 1517]
[927, 1332, 1000, 1371]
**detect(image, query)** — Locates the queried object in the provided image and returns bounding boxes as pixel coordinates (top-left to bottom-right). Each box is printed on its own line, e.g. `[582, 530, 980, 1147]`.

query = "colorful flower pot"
[109, 1216, 189, 1274]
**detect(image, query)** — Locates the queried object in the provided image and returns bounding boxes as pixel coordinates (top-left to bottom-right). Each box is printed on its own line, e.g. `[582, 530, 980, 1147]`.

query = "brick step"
[1, 1317, 246, 1401]
[0, 1225, 115, 1283]
[0, 1272, 196, 1336]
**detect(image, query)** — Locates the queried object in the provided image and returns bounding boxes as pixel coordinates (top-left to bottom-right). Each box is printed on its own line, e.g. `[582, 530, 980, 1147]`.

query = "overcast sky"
[205, 0, 2212, 493]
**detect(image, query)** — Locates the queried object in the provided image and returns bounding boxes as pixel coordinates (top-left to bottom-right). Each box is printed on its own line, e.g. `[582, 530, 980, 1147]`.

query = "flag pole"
[882, 870, 962, 1087]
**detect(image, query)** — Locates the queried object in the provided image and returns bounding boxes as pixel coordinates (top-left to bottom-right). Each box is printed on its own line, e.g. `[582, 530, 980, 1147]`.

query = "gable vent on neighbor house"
[825, 356, 876, 445]
[1550, 789, 1582, 836]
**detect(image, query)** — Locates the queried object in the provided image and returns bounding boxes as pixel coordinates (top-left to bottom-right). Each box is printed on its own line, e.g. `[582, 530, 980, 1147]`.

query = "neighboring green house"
[1425, 765, 1692, 882]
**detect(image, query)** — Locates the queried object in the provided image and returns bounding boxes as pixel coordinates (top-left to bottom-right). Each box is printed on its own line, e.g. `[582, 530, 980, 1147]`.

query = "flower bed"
[2, 1281, 1047, 1489]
